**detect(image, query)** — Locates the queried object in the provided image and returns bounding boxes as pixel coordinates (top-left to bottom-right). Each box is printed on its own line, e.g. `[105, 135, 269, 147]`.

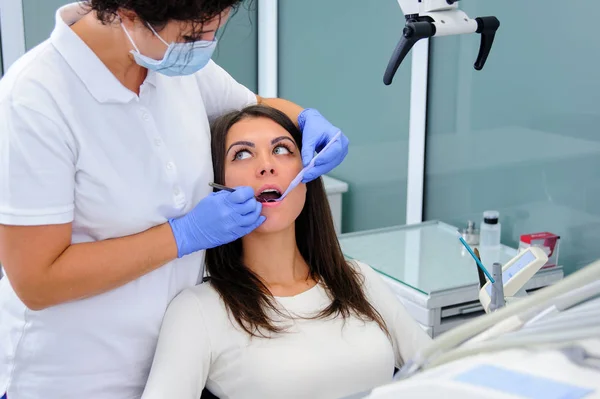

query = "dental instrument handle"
[474, 247, 486, 289]
[458, 235, 495, 283]
[277, 131, 343, 201]
[209, 182, 264, 202]
[490, 262, 505, 312]
[306, 130, 343, 169]
[208, 182, 235, 192]
[277, 173, 304, 201]
[208, 183, 262, 202]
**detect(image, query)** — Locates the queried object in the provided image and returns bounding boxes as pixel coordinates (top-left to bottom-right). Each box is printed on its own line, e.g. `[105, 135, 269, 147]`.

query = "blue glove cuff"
[168, 217, 187, 259]
[298, 108, 321, 131]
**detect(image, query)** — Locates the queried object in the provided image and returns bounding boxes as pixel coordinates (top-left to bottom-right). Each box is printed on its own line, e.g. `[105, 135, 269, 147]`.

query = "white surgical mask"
[121, 22, 217, 76]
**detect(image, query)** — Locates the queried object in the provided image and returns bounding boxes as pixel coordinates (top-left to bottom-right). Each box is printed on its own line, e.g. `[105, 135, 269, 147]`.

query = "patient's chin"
[254, 214, 293, 234]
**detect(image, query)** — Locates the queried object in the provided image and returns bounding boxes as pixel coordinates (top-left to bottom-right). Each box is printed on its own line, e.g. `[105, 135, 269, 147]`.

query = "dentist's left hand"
[168, 187, 265, 258]
[298, 108, 349, 182]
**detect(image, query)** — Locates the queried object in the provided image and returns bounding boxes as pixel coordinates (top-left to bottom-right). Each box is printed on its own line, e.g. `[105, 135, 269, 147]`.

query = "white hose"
[508, 310, 600, 337]
[427, 326, 600, 368]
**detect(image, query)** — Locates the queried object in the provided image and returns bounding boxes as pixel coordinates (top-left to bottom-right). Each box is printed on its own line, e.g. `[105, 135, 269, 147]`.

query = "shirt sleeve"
[142, 289, 211, 399]
[195, 60, 258, 122]
[0, 100, 76, 225]
[354, 261, 433, 368]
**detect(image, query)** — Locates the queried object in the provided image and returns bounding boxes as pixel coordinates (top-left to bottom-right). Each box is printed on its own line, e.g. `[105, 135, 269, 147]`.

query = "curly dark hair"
[87, 0, 244, 39]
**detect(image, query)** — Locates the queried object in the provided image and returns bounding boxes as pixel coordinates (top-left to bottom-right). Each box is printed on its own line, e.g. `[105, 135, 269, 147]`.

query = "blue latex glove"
[297, 108, 349, 182]
[168, 187, 265, 258]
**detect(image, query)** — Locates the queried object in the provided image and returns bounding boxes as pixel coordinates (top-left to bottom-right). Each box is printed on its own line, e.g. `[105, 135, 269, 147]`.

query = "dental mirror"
[269, 130, 343, 203]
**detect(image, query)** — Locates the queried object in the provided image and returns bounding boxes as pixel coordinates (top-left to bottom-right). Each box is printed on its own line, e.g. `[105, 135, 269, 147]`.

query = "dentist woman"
[0, 1, 348, 398]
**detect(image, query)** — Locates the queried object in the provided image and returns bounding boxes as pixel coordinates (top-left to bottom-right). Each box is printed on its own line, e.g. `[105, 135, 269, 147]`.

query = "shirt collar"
[50, 2, 156, 103]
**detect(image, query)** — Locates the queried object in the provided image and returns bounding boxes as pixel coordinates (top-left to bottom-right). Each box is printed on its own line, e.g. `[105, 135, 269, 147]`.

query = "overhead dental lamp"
[384, 0, 500, 85]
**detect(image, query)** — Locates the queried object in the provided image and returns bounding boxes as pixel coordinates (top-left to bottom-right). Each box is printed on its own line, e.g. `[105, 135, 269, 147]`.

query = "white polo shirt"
[0, 3, 256, 398]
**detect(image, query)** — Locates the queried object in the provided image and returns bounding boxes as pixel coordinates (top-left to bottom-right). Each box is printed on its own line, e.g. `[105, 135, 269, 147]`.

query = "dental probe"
[208, 182, 266, 202]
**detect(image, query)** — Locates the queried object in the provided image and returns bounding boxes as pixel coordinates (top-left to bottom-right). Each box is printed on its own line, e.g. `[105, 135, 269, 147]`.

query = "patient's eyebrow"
[226, 141, 255, 155]
[271, 136, 296, 146]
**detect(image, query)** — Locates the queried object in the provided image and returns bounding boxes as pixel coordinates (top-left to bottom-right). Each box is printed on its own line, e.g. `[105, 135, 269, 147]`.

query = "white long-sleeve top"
[141, 261, 432, 399]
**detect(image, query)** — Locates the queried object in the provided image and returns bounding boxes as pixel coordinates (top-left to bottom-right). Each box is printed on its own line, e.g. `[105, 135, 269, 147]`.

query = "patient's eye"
[273, 144, 292, 155]
[233, 149, 252, 160]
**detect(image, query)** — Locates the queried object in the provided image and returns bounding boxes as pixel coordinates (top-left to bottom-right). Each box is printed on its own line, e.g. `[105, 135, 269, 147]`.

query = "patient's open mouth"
[256, 188, 282, 203]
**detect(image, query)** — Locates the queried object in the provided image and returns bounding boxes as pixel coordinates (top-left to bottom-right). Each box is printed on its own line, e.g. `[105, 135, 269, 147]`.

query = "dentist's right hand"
[168, 186, 265, 258]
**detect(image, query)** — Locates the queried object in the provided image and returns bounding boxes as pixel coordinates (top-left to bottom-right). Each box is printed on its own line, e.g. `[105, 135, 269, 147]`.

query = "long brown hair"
[207, 105, 388, 337]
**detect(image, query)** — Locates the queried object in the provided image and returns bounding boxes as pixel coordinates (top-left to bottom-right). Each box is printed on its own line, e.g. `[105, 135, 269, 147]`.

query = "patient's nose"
[257, 159, 277, 177]
[259, 167, 275, 176]
[257, 153, 278, 177]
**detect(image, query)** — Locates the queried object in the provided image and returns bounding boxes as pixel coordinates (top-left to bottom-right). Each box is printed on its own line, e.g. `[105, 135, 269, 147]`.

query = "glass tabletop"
[338, 221, 517, 295]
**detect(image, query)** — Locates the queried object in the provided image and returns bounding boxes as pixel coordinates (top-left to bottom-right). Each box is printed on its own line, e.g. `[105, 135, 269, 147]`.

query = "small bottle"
[480, 210, 501, 264]
[461, 220, 479, 245]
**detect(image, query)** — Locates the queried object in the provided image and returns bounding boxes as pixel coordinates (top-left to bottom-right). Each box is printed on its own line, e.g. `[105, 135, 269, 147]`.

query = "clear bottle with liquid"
[461, 220, 479, 245]
[479, 210, 501, 265]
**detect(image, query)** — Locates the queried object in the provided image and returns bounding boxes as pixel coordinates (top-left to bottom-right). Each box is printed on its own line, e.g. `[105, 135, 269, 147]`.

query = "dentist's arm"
[0, 188, 263, 310]
[0, 222, 177, 311]
[142, 290, 211, 399]
[0, 100, 266, 311]
[257, 96, 303, 122]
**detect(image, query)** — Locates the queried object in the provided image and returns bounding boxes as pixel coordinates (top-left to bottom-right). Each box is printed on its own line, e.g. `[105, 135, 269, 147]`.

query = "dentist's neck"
[242, 225, 313, 296]
[71, 12, 146, 94]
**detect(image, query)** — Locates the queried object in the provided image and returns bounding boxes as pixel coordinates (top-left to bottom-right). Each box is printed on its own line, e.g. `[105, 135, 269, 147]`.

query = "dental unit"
[383, 0, 500, 85]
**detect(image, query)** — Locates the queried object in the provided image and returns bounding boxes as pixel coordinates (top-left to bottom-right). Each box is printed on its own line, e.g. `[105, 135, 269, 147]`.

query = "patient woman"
[141, 105, 431, 399]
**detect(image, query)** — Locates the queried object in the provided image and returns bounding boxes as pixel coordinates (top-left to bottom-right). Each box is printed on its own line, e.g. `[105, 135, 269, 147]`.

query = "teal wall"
[19, 0, 257, 91]
[279, 0, 412, 232]
[424, 0, 600, 275]
[22, 0, 70, 50]
[212, 1, 257, 92]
